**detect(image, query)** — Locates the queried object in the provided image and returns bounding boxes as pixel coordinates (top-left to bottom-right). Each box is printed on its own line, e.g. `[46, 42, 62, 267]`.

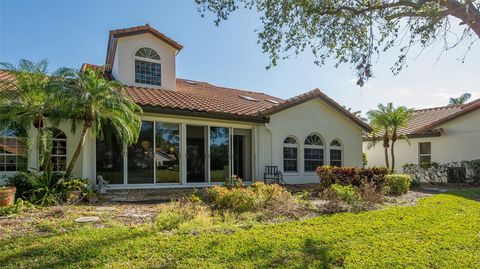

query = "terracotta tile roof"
[126, 78, 284, 121]
[365, 100, 480, 139]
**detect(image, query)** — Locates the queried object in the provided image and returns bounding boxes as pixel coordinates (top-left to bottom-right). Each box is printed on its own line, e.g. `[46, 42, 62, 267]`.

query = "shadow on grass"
[0, 229, 150, 268]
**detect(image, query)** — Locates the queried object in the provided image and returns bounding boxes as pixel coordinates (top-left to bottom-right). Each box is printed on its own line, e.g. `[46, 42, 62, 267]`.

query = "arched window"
[40, 128, 67, 171]
[134, 47, 161, 86]
[283, 136, 298, 172]
[0, 127, 27, 171]
[330, 139, 343, 167]
[304, 134, 324, 172]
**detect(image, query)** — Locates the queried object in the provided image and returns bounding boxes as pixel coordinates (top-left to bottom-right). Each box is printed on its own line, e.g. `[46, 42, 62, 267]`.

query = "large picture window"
[304, 134, 324, 172]
[329, 139, 343, 167]
[0, 127, 27, 171]
[283, 136, 298, 173]
[134, 47, 161, 86]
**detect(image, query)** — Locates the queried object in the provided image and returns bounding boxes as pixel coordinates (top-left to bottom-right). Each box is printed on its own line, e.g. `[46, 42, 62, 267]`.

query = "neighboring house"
[363, 99, 480, 170]
[0, 24, 370, 188]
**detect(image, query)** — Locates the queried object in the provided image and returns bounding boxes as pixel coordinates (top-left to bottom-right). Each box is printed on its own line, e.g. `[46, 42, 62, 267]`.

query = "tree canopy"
[196, 0, 480, 86]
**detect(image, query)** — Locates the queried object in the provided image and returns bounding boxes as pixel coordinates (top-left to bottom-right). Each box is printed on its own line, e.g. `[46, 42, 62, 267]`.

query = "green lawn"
[1, 190, 480, 268]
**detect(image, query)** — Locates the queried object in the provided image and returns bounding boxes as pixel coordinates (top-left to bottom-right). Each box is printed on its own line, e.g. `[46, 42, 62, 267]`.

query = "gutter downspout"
[265, 122, 273, 165]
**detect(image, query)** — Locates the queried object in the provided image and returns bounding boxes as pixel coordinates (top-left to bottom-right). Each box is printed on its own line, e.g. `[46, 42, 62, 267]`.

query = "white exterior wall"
[363, 109, 480, 171]
[111, 33, 177, 91]
[257, 99, 364, 184]
[0, 120, 95, 185]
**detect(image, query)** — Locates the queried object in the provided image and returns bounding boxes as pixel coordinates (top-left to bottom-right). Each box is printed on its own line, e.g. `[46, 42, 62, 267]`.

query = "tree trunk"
[65, 121, 91, 179]
[390, 140, 396, 173]
[382, 132, 390, 169]
[384, 147, 389, 169]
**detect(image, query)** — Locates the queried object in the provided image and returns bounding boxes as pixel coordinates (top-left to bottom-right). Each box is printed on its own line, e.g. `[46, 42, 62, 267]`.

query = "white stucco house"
[0, 24, 371, 189]
[363, 99, 480, 171]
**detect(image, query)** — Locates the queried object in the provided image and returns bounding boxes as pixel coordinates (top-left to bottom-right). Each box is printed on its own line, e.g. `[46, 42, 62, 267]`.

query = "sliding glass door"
[210, 127, 230, 182]
[128, 121, 154, 184]
[186, 125, 207, 183]
[155, 123, 180, 183]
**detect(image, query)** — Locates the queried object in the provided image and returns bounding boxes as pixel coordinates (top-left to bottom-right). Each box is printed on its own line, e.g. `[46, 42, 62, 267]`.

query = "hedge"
[316, 166, 389, 190]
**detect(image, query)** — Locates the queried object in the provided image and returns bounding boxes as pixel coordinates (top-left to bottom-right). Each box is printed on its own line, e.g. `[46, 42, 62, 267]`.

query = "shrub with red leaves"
[316, 166, 388, 190]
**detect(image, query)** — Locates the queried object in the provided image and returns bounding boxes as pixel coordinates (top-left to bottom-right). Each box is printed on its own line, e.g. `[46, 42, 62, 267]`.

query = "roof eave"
[141, 105, 268, 124]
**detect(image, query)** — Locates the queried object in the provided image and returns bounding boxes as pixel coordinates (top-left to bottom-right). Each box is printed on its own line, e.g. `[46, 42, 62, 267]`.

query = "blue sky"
[1, 0, 479, 115]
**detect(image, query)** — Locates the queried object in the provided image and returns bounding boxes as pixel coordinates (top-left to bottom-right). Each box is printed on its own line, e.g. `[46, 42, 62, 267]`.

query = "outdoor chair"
[264, 165, 285, 184]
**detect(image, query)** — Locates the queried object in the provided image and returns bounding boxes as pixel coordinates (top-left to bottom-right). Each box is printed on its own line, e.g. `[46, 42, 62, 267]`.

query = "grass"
[1, 189, 480, 268]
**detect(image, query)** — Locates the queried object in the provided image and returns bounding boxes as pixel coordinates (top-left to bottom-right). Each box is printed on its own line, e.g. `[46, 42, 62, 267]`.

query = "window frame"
[303, 134, 324, 173]
[0, 128, 28, 172]
[418, 142, 432, 167]
[283, 136, 299, 173]
[39, 128, 67, 172]
[329, 139, 343, 167]
[133, 47, 162, 87]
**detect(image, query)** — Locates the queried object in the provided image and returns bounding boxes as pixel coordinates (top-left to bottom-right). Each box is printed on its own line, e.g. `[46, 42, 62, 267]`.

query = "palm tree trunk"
[384, 147, 389, 169]
[65, 121, 91, 179]
[390, 140, 396, 173]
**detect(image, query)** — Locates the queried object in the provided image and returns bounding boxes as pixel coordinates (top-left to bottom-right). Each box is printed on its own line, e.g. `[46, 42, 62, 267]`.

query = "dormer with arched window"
[107, 24, 182, 91]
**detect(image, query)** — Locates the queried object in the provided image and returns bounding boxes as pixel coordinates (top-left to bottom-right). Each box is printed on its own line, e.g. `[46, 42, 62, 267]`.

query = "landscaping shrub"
[330, 184, 362, 205]
[322, 184, 362, 213]
[357, 180, 384, 207]
[385, 174, 412, 195]
[208, 182, 299, 215]
[208, 186, 257, 213]
[316, 165, 388, 190]
[403, 163, 446, 185]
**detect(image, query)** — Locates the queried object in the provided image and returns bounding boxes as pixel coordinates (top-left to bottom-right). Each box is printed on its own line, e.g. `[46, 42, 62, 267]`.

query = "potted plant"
[0, 185, 17, 207]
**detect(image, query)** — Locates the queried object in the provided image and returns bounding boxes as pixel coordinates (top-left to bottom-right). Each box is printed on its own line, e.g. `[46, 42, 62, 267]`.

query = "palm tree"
[62, 67, 142, 178]
[0, 59, 75, 170]
[388, 106, 413, 173]
[367, 103, 393, 169]
[449, 93, 471, 105]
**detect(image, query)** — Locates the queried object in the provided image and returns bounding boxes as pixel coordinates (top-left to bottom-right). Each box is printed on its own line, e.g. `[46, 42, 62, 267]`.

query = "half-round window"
[304, 134, 324, 172]
[135, 47, 161, 60]
[0, 127, 27, 171]
[283, 136, 298, 172]
[134, 47, 161, 86]
[329, 139, 343, 167]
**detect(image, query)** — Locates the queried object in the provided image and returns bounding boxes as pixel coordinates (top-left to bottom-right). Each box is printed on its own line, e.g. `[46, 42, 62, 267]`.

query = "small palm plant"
[0, 59, 75, 170]
[388, 106, 413, 173]
[367, 103, 413, 173]
[62, 67, 142, 178]
[367, 103, 393, 169]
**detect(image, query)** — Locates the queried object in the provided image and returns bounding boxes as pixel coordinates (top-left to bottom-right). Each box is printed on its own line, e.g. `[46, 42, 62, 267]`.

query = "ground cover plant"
[0, 188, 479, 268]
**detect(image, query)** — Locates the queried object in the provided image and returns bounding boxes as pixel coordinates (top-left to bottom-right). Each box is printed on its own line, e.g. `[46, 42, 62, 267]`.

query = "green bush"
[385, 174, 412, 195]
[329, 184, 362, 205]
[208, 183, 296, 214]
